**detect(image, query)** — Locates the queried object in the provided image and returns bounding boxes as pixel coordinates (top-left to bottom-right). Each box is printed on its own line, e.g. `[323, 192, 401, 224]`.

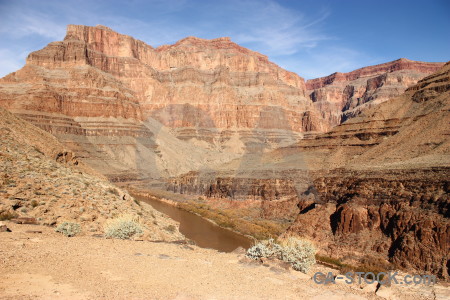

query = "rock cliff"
[306, 58, 444, 126]
[23, 24, 325, 146]
[167, 62, 450, 278]
[0, 24, 332, 180]
[0, 25, 442, 181]
[281, 62, 450, 278]
[0, 24, 448, 278]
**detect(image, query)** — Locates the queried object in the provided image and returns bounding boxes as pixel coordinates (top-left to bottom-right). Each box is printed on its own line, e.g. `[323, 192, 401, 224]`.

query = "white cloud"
[231, 1, 330, 56]
[0, 0, 376, 79]
[277, 46, 384, 79]
[19, 12, 66, 40]
[0, 49, 27, 77]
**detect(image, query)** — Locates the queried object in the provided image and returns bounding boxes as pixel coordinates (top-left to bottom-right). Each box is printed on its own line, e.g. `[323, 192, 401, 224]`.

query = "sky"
[0, 0, 449, 79]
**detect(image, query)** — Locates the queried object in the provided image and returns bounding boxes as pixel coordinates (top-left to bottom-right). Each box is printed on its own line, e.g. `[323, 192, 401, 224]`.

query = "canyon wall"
[0, 24, 331, 180]
[306, 58, 444, 126]
[0, 25, 442, 180]
[24, 24, 326, 149]
[0, 24, 448, 277]
[168, 63, 450, 278]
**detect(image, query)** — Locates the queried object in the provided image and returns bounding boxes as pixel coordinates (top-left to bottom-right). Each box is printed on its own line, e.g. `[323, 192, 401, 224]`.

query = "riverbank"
[3, 222, 448, 299]
[133, 193, 253, 252]
[127, 188, 289, 241]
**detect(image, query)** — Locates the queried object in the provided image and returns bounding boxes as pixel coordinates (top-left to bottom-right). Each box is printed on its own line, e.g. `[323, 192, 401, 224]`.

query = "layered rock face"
[285, 62, 450, 278]
[306, 59, 444, 125]
[0, 25, 442, 180]
[290, 168, 449, 278]
[1, 24, 448, 277]
[168, 63, 450, 278]
[22, 25, 326, 149]
[0, 62, 229, 180]
[0, 24, 332, 180]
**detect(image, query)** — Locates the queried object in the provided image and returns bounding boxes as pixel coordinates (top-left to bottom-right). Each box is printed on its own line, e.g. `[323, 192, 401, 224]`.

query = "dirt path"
[1, 223, 448, 300]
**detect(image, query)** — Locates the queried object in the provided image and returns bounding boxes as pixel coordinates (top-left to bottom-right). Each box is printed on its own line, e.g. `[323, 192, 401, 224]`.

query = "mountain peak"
[306, 58, 445, 90]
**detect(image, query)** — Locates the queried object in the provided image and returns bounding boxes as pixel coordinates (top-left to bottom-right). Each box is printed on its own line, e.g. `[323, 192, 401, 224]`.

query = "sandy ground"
[1, 223, 449, 300]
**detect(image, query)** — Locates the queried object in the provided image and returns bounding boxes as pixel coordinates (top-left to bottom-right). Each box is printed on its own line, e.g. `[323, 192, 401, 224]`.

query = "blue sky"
[0, 0, 449, 79]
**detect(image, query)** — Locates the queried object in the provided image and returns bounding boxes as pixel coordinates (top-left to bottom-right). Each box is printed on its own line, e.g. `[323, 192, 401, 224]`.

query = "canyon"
[168, 62, 450, 278]
[0, 24, 448, 280]
[0, 25, 443, 180]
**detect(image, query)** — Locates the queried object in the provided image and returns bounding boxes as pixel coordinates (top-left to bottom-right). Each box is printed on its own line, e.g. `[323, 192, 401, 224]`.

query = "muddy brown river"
[137, 195, 253, 252]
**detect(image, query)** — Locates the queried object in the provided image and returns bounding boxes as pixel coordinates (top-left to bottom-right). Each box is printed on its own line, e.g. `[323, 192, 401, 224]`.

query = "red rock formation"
[285, 63, 450, 279]
[40, 24, 316, 137]
[306, 58, 445, 126]
[0, 25, 330, 180]
[0, 24, 326, 179]
[306, 59, 444, 90]
[169, 63, 450, 278]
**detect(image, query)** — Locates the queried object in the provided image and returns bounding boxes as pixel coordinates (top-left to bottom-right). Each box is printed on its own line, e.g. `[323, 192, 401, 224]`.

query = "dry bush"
[104, 214, 143, 239]
[55, 222, 81, 237]
[246, 236, 317, 273]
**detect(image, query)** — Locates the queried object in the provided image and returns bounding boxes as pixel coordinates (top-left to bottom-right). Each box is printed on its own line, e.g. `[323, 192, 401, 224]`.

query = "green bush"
[55, 222, 81, 237]
[246, 236, 316, 273]
[104, 215, 143, 239]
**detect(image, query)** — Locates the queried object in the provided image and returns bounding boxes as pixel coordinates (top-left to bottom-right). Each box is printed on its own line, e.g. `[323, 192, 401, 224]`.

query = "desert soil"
[1, 223, 449, 300]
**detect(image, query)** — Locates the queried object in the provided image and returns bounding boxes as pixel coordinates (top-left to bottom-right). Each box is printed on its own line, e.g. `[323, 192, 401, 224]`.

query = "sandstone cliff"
[278, 62, 450, 278]
[23, 24, 325, 145]
[306, 58, 444, 126]
[0, 25, 442, 182]
[167, 62, 450, 278]
[1, 24, 448, 278]
[0, 24, 333, 180]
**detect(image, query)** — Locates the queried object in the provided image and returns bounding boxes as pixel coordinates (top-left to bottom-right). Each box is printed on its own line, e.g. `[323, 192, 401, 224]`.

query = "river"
[136, 195, 253, 252]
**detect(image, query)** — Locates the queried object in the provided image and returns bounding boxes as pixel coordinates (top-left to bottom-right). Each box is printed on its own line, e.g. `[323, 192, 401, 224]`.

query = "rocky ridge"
[24, 24, 322, 142]
[0, 25, 443, 182]
[0, 106, 183, 241]
[167, 62, 450, 278]
[306, 58, 444, 126]
[0, 24, 325, 181]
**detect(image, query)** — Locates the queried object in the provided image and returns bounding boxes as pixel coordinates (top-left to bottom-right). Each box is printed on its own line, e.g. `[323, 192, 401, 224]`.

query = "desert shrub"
[246, 236, 316, 273]
[104, 215, 143, 239]
[107, 187, 119, 196]
[246, 238, 283, 260]
[278, 236, 316, 273]
[0, 211, 18, 221]
[164, 225, 176, 233]
[316, 254, 345, 267]
[55, 222, 81, 237]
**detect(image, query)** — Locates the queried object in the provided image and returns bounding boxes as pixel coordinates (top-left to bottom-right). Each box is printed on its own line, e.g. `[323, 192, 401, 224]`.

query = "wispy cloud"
[230, 1, 330, 56]
[0, 0, 366, 79]
[0, 1, 65, 40]
[15, 12, 66, 40]
[277, 46, 385, 79]
[0, 49, 28, 77]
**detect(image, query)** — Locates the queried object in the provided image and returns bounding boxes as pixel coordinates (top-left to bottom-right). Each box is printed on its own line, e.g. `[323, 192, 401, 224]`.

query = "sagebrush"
[278, 236, 317, 272]
[55, 222, 81, 237]
[246, 236, 316, 273]
[104, 215, 143, 239]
